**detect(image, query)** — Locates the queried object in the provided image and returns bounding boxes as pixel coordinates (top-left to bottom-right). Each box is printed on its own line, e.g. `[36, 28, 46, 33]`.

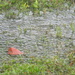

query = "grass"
[0, 0, 74, 14]
[0, 0, 75, 75]
[5, 10, 19, 19]
[0, 0, 74, 18]
[18, 25, 22, 35]
[0, 54, 75, 75]
[23, 28, 27, 35]
[70, 22, 75, 33]
[56, 26, 62, 38]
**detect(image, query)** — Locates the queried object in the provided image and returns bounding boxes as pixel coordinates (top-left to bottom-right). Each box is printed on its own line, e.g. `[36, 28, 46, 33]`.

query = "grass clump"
[5, 11, 18, 19]
[70, 22, 75, 33]
[56, 26, 62, 38]
[0, 55, 75, 75]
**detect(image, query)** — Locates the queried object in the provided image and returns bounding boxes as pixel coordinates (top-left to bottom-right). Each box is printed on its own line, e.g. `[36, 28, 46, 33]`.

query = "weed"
[67, 50, 75, 66]
[40, 35, 48, 42]
[14, 38, 18, 43]
[70, 22, 75, 33]
[5, 11, 18, 19]
[56, 26, 62, 38]
[23, 28, 27, 34]
[18, 25, 22, 35]
[2, 31, 8, 34]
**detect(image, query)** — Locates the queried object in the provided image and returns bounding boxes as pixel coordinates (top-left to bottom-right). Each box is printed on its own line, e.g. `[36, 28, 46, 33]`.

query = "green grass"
[0, 0, 74, 13]
[0, 54, 75, 75]
[70, 22, 75, 33]
[56, 26, 62, 38]
[0, 0, 74, 18]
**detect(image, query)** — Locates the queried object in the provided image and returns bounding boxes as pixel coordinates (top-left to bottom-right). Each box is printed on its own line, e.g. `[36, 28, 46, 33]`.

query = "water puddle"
[0, 6, 75, 64]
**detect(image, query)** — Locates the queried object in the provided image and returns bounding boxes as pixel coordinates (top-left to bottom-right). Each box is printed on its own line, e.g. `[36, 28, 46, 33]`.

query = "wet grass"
[0, 0, 74, 16]
[5, 11, 19, 19]
[56, 26, 62, 38]
[70, 22, 75, 33]
[0, 54, 75, 75]
[23, 28, 27, 34]
[0, 1, 75, 74]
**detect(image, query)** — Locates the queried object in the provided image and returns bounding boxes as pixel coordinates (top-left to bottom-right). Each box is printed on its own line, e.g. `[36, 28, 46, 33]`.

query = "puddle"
[0, 6, 75, 64]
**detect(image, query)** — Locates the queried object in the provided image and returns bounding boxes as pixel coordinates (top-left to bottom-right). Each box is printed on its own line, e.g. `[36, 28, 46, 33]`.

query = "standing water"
[0, 6, 75, 65]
